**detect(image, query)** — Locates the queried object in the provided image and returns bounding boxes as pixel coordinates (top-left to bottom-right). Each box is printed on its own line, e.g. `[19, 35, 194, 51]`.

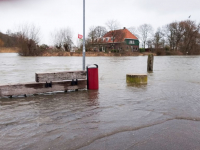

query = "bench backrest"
[35, 71, 87, 82]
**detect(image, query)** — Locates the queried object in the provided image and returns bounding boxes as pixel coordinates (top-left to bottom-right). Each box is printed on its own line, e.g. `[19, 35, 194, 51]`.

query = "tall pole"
[83, 0, 85, 71]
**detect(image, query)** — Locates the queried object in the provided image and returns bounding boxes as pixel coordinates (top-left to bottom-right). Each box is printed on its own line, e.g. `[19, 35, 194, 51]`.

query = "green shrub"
[139, 48, 145, 52]
[165, 45, 170, 51]
[111, 49, 118, 53]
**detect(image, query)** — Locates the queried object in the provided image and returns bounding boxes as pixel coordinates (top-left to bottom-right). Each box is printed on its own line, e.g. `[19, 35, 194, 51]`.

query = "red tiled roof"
[103, 28, 138, 43]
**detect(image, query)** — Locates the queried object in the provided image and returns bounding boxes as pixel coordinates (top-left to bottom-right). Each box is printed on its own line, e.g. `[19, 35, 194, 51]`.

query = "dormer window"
[129, 40, 135, 44]
[106, 37, 109, 42]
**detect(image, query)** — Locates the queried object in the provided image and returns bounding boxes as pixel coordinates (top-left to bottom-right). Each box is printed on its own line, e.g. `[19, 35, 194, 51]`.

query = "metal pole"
[83, 0, 85, 71]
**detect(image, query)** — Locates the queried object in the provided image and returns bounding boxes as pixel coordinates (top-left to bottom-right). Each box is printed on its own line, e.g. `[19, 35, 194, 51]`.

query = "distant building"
[94, 27, 139, 52]
[70, 46, 78, 52]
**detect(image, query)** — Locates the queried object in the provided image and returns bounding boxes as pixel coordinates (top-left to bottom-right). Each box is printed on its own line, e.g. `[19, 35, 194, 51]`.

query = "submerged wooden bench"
[0, 71, 87, 97]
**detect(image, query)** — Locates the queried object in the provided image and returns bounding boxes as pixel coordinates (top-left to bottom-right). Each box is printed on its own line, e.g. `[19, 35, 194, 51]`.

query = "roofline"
[107, 42, 122, 43]
[124, 38, 138, 40]
[101, 42, 122, 44]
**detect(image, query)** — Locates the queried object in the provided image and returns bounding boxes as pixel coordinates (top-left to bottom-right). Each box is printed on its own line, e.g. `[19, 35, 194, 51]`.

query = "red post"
[87, 64, 99, 90]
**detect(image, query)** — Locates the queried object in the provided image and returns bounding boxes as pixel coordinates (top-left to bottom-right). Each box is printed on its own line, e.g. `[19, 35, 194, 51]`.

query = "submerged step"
[126, 74, 147, 84]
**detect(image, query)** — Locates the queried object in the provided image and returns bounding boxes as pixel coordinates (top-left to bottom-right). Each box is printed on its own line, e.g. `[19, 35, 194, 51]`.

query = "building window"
[129, 40, 135, 44]
[106, 37, 109, 42]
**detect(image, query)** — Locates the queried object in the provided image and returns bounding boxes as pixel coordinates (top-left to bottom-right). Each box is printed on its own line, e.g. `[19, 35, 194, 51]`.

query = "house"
[100, 27, 139, 52]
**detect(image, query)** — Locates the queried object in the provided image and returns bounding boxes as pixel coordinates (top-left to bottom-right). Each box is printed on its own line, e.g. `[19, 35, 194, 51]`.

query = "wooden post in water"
[147, 54, 154, 72]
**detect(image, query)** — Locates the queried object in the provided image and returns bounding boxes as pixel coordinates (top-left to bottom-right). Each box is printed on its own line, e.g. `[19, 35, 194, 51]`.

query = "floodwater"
[0, 53, 200, 150]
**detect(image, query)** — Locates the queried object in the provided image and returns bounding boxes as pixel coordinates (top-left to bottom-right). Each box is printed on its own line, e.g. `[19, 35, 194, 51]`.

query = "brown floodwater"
[0, 53, 200, 150]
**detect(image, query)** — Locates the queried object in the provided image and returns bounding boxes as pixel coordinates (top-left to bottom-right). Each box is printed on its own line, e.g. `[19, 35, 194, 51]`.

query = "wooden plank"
[35, 71, 87, 82]
[0, 80, 87, 97]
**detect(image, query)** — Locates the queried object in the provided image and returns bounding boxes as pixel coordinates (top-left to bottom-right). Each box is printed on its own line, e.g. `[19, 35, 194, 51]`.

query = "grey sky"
[0, 0, 200, 45]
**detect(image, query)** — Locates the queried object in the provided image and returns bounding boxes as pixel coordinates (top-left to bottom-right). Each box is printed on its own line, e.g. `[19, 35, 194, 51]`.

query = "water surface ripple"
[0, 53, 200, 149]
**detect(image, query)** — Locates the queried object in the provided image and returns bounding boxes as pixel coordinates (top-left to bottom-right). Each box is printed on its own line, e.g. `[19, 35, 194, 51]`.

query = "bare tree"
[0, 39, 4, 47]
[16, 24, 40, 56]
[128, 26, 139, 38]
[179, 20, 200, 54]
[106, 20, 120, 31]
[161, 38, 166, 49]
[62, 29, 73, 51]
[0, 31, 18, 47]
[147, 39, 153, 49]
[87, 26, 107, 51]
[95, 26, 107, 50]
[163, 20, 200, 54]
[52, 30, 62, 49]
[88, 26, 96, 44]
[88, 26, 107, 42]
[153, 27, 164, 50]
[163, 24, 174, 50]
[173, 22, 184, 51]
[52, 28, 73, 51]
[95, 26, 107, 39]
[164, 21, 184, 51]
[137, 24, 153, 49]
[106, 20, 120, 43]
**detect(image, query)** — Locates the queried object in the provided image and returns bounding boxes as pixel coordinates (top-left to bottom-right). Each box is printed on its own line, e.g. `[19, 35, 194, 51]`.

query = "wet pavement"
[80, 119, 200, 150]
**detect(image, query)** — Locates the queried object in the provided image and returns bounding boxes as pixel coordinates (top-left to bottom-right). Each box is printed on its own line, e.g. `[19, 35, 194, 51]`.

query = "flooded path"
[0, 53, 200, 149]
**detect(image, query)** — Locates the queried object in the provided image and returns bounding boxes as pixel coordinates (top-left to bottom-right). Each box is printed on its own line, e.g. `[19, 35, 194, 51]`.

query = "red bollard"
[87, 64, 99, 90]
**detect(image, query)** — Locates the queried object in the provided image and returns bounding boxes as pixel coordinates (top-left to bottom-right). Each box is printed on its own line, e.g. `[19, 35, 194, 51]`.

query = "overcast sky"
[0, 0, 200, 45]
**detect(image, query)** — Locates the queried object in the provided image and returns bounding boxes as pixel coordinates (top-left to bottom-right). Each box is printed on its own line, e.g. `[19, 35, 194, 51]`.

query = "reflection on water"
[0, 53, 200, 149]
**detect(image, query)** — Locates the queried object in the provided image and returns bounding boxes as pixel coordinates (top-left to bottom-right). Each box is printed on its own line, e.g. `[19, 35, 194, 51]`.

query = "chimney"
[123, 27, 126, 29]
